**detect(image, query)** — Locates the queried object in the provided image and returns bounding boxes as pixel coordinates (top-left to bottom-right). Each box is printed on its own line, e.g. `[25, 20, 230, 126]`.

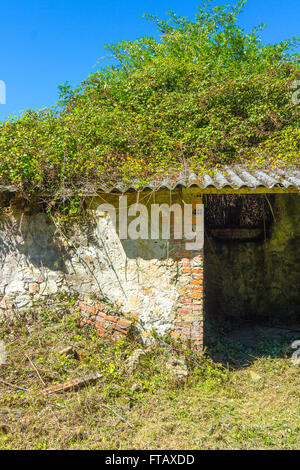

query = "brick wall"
[78, 301, 132, 341]
[169, 196, 204, 350]
[172, 251, 204, 349]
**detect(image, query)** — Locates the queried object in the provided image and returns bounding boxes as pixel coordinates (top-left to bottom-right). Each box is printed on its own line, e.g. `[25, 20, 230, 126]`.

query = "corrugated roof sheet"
[95, 165, 300, 193]
[1, 166, 300, 194]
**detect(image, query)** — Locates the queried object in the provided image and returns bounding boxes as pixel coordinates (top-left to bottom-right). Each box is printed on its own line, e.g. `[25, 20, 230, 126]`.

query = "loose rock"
[165, 356, 188, 379]
[125, 349, 146, 372]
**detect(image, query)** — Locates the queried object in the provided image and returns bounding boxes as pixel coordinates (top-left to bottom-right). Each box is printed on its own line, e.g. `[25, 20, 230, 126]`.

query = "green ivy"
[0, 0, 299, 205]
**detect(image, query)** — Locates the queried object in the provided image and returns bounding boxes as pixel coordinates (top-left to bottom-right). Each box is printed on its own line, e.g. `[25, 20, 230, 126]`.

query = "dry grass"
[0, 296, 299, 450]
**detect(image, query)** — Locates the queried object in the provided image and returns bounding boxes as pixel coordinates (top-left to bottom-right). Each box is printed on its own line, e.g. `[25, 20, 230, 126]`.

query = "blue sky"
[0, 0, 299, 121]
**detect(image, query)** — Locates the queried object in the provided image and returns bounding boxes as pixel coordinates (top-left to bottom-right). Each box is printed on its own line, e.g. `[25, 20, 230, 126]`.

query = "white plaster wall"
[0, 207, 186, 336]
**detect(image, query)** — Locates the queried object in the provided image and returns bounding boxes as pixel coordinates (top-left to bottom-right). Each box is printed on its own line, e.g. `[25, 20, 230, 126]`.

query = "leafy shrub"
[0, 0, 299, 205]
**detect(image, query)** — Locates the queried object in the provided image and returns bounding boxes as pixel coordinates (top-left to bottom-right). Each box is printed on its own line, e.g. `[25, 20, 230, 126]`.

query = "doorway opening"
[203, 194, 300, 367]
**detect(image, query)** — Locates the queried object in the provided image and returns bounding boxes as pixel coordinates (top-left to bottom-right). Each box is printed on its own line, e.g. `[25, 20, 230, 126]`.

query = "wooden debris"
[100, 403, 134, 428]
[0, 408, 23, 418]
[0, 379, 28, 392]
[41, 373, 103, 395]
[25, 353, 46, 386]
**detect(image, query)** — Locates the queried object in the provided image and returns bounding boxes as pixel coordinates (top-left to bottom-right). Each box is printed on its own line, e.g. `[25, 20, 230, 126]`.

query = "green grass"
[0, 296, 299, 450]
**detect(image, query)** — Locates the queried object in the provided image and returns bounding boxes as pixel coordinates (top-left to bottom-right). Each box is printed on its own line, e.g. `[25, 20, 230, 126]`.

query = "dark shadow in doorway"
[204, 316, 300, 369]
[203, 193, 300, 368]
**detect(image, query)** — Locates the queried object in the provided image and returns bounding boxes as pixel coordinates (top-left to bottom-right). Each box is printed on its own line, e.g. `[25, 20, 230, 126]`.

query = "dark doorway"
[203, 194, 300, 367]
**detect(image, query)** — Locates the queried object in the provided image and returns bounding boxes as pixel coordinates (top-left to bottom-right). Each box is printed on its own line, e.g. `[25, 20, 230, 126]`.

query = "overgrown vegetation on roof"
[0, 0, 299, 203]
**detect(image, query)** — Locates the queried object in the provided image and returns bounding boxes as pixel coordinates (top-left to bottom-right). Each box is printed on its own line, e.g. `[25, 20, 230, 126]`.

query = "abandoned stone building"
[0, 165, 299, 349]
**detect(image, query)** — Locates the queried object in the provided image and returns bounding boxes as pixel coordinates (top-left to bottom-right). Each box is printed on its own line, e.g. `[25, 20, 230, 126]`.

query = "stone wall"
[0, 189, 204, 348]
[2, 190, 298, 346]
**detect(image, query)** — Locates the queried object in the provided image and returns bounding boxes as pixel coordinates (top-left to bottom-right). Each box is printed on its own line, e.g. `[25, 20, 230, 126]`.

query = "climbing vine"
[0, 0, 299, 209]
